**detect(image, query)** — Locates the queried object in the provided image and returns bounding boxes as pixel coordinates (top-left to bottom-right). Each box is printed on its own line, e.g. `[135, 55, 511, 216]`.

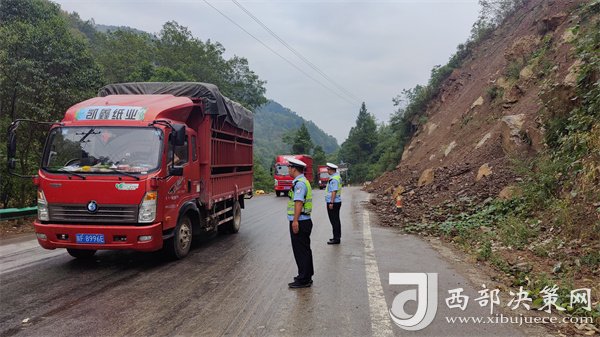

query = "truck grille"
[279, 180, 293, 187]
[48, 204, 138, 223]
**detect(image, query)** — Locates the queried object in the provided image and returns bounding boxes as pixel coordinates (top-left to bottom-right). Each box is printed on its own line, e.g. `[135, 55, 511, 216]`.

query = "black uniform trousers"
[327, 202, 342, 240]
[289, 219, 314, 282]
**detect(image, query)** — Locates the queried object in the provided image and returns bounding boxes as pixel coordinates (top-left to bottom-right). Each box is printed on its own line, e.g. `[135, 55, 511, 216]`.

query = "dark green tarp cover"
[98, 82, 253, 132]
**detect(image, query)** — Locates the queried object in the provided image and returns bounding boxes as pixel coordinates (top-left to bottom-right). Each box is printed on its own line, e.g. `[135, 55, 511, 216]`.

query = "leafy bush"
[486, 85, 503, 101]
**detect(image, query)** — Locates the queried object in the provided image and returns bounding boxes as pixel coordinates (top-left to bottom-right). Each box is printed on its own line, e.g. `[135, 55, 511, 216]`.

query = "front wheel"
[165, 214, 193, 259]
[67, 248, 96, 259]
[275, 191, 281, 197]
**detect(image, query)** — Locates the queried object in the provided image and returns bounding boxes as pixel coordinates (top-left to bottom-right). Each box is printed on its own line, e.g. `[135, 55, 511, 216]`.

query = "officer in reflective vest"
[286, 158, 314, 288]
[325, 162, 342, 244]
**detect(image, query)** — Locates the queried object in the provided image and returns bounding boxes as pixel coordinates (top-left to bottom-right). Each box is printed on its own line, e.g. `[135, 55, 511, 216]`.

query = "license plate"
[76, 233, 105, 244]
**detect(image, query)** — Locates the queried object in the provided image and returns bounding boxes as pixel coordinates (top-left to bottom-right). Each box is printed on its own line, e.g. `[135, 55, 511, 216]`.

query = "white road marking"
[362, 211, 395, 336]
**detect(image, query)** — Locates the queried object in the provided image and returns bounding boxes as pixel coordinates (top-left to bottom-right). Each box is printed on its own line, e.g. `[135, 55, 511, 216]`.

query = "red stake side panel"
[199, 115, 253, 208]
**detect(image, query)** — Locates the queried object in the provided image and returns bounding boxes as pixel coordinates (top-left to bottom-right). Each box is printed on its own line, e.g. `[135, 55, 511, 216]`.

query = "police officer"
[325, 162, 342, 245]
[286, 158, 314, 288]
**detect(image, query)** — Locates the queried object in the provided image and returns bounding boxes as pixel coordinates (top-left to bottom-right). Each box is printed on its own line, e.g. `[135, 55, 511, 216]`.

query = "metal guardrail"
[0, 207, 37, 221]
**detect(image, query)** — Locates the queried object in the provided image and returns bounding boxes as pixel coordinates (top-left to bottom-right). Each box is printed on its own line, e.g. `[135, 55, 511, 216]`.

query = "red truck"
[273, 155, 313, 197]
[317, 165, 329, 189]
[7, 82, 253, 259]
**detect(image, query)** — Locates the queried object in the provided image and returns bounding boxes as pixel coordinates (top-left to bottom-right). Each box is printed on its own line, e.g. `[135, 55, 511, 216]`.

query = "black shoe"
[293, 276, 313, 283]
[327, 239, 341, 245]
[288, 280, 312, 288]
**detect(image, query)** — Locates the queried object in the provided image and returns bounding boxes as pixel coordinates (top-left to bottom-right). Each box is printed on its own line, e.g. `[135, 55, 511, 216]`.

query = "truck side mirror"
[172, 124, 186, 146]
[169, 166, 184, 176]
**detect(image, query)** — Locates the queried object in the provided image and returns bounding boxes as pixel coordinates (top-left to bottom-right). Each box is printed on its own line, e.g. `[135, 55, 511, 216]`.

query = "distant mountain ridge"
[254, 100, 338, 168]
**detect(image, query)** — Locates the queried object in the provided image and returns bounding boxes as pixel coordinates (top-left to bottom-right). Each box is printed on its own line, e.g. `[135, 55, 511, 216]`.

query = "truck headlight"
[138, 191, 157, 223]
[274, 179, 278, 186]
[37, 190, 49, 221]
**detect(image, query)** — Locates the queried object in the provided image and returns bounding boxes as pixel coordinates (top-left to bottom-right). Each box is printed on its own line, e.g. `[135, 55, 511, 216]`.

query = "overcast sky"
[55, 0, 481, 143]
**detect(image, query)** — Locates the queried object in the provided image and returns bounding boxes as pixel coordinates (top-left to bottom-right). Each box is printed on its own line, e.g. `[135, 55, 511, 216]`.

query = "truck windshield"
[43, 127, 163, 174]
[319, 172, 329, 179]
[275, 164, 289, 176]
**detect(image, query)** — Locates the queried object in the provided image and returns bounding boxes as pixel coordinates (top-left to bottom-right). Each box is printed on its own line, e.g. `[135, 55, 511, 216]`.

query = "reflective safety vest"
[327, 174, 342, 196]
[287, 176, 313, 216]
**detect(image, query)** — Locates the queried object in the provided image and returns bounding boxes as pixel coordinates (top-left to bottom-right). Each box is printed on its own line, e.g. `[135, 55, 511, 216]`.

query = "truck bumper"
[33, 221, 164, 252]
[274, 186, 292, 192]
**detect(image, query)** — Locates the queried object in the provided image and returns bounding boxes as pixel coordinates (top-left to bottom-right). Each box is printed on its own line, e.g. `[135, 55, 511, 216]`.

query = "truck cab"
[317, 165, 329, 189]
[273, 155, 313, 197]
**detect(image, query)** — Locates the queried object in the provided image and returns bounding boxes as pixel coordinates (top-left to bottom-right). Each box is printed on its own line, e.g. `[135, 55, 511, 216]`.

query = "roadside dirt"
[0, 218, 35, 240]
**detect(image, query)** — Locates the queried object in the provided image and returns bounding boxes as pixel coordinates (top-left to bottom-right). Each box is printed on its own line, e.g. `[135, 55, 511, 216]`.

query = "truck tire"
[275, 191, 281, 197]
[165, 214, 193, 259]
[67, 248, 96, 259]
[221, 201, 241, 234]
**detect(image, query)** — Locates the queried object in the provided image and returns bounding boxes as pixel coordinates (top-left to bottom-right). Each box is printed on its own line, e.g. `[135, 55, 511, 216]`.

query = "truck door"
[165, 132, 194, 229]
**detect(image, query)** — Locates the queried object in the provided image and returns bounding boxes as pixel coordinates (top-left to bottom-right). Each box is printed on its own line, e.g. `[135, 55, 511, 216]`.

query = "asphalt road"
[0, 187, 524, 337]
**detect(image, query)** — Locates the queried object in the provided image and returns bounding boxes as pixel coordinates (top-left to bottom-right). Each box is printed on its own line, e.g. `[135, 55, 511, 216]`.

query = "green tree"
[312, 145, 327, 184]
[0, 0, 103, 207]
[86, 20, 267, 110]
[93, 29, 156, 83]
[283, 123, 314, 155]
[339, 103, 377, 183]
[154, 21, 267, 109]
[252, 157, 273, 192]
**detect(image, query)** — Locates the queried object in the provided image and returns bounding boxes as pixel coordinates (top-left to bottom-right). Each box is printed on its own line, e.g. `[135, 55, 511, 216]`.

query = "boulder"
[503, 84, 524, 104]
[537, 12, 568, 34]
[444, 141, 457, 157]
[427, 122, 438, 135]
[564, 60, 582, 87]
[504, 35, 540, 62]
[498, 185, 520, 200]
[476, 163, 492, 181]
[496, 77, 511, 90]
[501, 114, 528, 154]
[418, 169, 435, 187]
[476, 132, 492, 149]
[511, 262, 532, 273]
[561, 28, 576, 43]
[470, 96, 484, 110]
[401, 142, 416, 161]
[519, 65, 534, 81]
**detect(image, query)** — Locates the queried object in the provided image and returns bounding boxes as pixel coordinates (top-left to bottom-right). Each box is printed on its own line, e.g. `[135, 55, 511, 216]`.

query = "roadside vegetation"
[0, 0, 268, 207]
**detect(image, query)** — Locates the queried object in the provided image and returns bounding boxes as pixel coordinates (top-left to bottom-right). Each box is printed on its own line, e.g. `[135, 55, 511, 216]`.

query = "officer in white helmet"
[286, 158, 314, 288]
[325, 162, 342, 244]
